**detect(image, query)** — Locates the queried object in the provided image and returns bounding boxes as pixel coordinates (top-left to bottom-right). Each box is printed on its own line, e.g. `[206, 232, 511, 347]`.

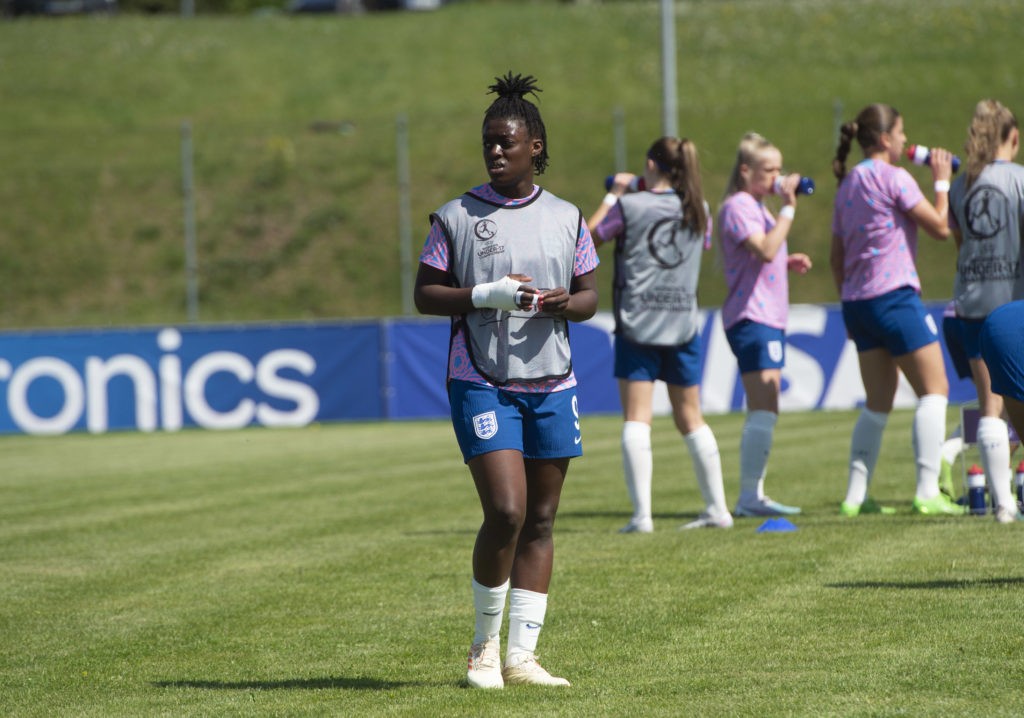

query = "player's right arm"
[414, 263, 475, 316]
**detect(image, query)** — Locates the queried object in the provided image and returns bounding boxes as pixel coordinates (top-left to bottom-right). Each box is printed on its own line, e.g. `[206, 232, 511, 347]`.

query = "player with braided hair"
[830, 103, 961, 517]
[414, 71, 598, 688]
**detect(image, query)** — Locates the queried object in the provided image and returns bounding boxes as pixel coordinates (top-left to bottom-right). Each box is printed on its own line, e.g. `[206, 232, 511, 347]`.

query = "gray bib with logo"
[432, 189, 580, 385]
[614, 191, 706, 345]
[951, 162, 1024, 319]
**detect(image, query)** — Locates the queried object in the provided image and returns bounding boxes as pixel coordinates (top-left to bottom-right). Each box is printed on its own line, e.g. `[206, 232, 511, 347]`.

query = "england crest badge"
[473, 411, 498, 440]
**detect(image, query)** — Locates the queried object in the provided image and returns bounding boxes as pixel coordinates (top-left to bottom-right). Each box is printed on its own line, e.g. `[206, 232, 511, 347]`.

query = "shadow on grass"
[827, 577, 1024, 590]
[153, 677, 431, 691]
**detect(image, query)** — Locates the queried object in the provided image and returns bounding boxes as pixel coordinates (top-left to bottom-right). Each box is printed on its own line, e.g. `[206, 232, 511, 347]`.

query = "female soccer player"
[414, 72, 598, 689]
[949, 99, 1024, 523]
[831, 103, 962, 516]
[717, 132, 812, 518]
[588, 136, 731, 533]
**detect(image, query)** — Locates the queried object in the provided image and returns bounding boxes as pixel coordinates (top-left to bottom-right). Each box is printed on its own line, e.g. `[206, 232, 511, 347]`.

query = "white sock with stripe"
[506, 588, 547, 667]
[472, 578, 509, 645]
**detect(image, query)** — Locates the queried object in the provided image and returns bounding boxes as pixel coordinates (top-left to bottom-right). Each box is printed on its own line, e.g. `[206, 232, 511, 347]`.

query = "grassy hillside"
[1, 0, 1022, 329]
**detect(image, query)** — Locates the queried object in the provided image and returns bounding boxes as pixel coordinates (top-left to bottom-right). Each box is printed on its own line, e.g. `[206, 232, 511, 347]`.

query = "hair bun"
[488, 71, 542, 101]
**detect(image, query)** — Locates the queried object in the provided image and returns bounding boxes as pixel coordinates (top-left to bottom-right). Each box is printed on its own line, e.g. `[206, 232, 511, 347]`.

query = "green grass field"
[2, 0, 1023, 328]
[3, 408, 1023, 716]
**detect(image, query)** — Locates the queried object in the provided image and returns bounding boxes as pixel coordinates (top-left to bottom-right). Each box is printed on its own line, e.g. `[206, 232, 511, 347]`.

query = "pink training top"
[831, 159, 925, 301]
[717, 191, 790, 330]
[419, 184, 599, 393]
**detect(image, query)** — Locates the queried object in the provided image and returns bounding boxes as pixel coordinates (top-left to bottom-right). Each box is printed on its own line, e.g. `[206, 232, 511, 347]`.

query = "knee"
[483, 500, 525, 542]
[523, 505, 558, 541]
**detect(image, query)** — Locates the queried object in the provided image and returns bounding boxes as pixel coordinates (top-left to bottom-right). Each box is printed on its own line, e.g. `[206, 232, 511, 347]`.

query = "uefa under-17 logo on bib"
[473, 411, 498, 440]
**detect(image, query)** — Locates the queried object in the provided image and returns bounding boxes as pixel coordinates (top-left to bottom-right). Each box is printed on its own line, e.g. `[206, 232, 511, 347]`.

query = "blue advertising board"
[0, 304, 975, 435]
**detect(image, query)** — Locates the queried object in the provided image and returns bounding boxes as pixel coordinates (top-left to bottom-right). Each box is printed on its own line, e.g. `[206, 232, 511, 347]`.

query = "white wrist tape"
[602, 192, 619, 207]
[471, 276, 522, 311]
[934, 180, 950, 193]
[779, 205, 796, 220]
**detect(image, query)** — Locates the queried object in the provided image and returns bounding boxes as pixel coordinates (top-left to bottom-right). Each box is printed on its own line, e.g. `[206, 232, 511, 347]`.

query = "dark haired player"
[414, 72, 598, 688]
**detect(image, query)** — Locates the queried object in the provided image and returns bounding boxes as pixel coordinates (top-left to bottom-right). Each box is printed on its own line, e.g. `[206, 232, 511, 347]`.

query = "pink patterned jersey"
[831, 159, 926, 301]
[717, 191, 790, 330]
[419, 184, 599, 393]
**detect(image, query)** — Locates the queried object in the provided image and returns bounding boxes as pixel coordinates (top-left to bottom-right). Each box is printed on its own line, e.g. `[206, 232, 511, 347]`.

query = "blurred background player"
[414, 72, 598, 689]
[716, 132, 813, 517]
[981, 301, 1024, 443]
[830, 103, 962, 516]
[949, 98, 1024, 523]
[939, 300, 969, 497]
[588, 136, 732, 533]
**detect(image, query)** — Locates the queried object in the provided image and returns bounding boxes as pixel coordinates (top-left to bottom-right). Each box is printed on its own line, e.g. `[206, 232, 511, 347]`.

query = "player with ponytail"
[588, 136, 732, 533]
[716, 132, 813, 518]
[830, 103, 960, 517]
[950, 99, 1024, 523]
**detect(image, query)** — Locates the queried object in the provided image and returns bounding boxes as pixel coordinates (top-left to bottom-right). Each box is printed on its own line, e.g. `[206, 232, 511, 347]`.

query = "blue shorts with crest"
[725, 320, 785, 373]
[448, 380, 583, 463]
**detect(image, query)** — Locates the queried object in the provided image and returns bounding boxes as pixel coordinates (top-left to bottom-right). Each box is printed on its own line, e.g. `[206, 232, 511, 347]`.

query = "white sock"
[913, 394, 948, 500]
[738, 411, 777, 502]
[978, 416, 1014, 511]
[622, 421, 653, 522]
[941, 435, 964, 466]
[506, 588, 547, 666]
[845, 408, 888, 506]
[684, 424, 729, 518]
[472, 578, 509, 645]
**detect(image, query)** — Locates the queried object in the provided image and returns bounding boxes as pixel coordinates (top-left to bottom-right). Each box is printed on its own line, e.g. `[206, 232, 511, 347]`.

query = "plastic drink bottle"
[906, 145, 962, 173]
[604, 175, 645, 192]
[967, 464, 987, 515]
[772, 176, 815, 195]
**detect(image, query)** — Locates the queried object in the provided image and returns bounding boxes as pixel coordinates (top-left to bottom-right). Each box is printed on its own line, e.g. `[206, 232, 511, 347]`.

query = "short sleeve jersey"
[419, 184, 599, 393]
[832, 159, 925, 301]
[717, 191, 790, 330]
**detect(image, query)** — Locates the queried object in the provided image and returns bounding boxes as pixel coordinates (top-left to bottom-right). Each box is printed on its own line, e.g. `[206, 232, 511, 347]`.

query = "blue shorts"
[942, 315, 973, 380]
[725, 320, 785, 373]
[842, 286, 939, 355]
[980, 301, 1024, 403]
[614, 334, 702, 387]
[957, 319, 985, 362]
[448, 380, 583, 463]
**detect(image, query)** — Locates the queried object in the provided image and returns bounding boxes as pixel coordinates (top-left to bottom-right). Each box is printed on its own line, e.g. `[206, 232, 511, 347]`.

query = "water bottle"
[604, 175, 645, 192]
[1015, 460, 1024, 512]
[772, 176, 815, 195]
[906, 144, 962, 174]
[967, 463, 987, 515]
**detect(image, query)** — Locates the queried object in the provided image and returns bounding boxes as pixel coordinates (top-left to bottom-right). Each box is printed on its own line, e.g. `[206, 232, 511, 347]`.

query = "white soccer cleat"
[994, 504, 1023, 524]
[618, 517, 654, 534]
[680, 512, 734, 530]
[502, 654, 570, 687]
[466, 638, 503, 689]
[733, 496, 801, 517]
